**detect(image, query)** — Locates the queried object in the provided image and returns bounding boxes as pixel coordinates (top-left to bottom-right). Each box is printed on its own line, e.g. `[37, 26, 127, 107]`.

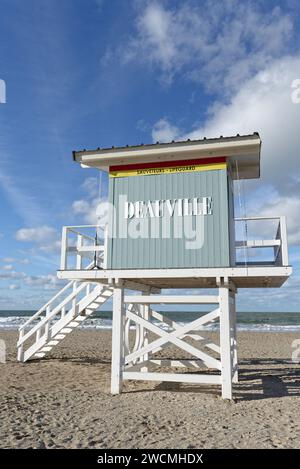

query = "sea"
[0, 310, 300, 333]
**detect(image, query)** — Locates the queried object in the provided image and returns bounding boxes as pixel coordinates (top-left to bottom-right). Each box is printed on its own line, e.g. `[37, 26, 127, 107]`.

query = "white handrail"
[61, 225, 107, 271]
[18, 279, 74, 331]
[67, 229, 95, 241]
[234, 216, 289, 266]
[64, 225, 105, 230]
[19, 261, 94, 332]
[235, 216, 281, 221]
[18, 281, 91, 346]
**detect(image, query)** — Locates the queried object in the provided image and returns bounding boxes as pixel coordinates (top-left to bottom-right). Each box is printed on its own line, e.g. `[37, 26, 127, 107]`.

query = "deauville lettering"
[124, 197, 213, 219]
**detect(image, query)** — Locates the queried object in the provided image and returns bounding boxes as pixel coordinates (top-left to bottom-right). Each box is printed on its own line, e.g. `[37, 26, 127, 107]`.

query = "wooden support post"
[111, 286, 125, 394]
[219, 285, 233, 400]
[230, 291, 238, 383]
[141, 293, 149, 372]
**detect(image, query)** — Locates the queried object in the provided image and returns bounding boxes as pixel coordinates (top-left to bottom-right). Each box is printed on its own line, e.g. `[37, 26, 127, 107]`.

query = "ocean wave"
[1, 316, 300, 333]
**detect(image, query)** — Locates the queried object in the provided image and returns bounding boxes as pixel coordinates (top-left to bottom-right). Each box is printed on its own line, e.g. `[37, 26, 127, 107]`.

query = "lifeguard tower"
[17, 133, 292, 399]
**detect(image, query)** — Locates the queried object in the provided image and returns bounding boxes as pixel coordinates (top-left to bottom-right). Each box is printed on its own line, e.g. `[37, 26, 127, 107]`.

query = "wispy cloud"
[72, 176, 109, 225]
[116, 1, 294, 91]
[0, 270, 27, 280]
[152, 55, 300, 247]
[15, 225, 61, 253]
[0, 168, 45, 227]
[152, 118, 180, 143]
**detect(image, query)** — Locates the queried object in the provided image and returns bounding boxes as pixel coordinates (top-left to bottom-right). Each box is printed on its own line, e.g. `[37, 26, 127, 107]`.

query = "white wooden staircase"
[17, 278, 113, 362]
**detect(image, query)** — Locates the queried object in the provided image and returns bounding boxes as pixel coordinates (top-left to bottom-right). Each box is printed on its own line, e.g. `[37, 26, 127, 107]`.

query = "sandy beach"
[0, 330, 299, 449]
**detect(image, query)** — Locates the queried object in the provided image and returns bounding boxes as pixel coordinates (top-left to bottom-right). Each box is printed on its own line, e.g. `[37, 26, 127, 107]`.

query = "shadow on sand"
[26, 356, 300, 401]
[124, 358, 300, 401]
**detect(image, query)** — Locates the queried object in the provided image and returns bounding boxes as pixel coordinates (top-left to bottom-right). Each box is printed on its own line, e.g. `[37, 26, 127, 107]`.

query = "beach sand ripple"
[0, 330, 299, 449]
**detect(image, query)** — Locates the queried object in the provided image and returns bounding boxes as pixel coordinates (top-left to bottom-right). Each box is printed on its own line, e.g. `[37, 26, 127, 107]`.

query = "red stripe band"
[110, 156, 227, 172]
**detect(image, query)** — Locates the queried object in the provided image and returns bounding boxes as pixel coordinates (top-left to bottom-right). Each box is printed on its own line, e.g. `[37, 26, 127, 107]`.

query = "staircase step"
[55, 334, 66, 340]
[76, 316, 87, 322]
[48, 340, 59, 346]
[68, 321, 80, 327]
[60, 327, 73, 334]
[20, 283, 113, 361]
[40, 346, 53, 352]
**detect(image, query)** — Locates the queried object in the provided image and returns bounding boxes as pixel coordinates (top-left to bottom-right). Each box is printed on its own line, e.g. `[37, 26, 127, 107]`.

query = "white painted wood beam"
[124, 295, 219, 304]
[111, 287, 125, 394]
[219, 287, 233, 399]
[125, 308, 221, 370]
[123, 371, 221, 385]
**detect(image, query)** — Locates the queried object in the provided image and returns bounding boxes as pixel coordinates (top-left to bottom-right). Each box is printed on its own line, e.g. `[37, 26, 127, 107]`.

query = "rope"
[235, 160, 248, 268]
[241, 173, 249, 258]
[93, 170, 103, 270]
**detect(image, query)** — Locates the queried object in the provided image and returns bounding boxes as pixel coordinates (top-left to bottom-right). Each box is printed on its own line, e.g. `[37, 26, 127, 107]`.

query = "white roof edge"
[75, 138, 260, 164]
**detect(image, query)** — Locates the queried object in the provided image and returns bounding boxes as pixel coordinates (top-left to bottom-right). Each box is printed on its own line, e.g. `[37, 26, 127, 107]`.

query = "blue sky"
[0, 0, 300, 311]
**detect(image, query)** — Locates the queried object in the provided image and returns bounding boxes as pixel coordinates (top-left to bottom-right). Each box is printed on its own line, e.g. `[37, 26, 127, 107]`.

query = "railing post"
[17, 329, 24, 362]
[280, 216, 289, 266]
[60, 227, 68, 271]
[45, 306, 51, 340]
[103, 224, 108, 269]
[72, 282, 78, 317]
[76, 234, 83, 269]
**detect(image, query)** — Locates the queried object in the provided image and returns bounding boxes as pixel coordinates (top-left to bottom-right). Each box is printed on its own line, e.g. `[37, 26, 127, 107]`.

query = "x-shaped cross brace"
[125, 307, 221, 370]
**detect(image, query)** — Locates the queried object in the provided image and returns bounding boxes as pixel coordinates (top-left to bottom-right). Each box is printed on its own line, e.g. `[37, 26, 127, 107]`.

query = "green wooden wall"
[107, 168, 233, 269]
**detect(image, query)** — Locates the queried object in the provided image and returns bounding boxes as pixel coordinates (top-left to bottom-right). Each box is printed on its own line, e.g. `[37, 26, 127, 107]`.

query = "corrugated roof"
[73, 132, 260, 158]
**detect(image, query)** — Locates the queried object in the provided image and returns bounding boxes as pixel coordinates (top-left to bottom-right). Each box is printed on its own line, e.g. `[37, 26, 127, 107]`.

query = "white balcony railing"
[60, 225, 107, 271]
[235, 216, 289, 267]
[59, 216, 289, 271]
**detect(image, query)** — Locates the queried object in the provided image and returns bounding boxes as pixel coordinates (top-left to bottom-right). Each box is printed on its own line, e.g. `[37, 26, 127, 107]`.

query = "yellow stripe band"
[109, 162, 227, 178]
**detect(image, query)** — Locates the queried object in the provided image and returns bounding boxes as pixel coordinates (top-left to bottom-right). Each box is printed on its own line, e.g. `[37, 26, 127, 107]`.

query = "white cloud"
[183, 55, 300, 186]
[20, 258, 30, 265]
[255, 195, 300, 246]
[15, 225, 60, 253]
[152, 118, 180, 143]
[152, 55, 300, 246]
[80, 176, 99, 199]
[15, 225, 57, 243]
[72, 198, 109, 225]
[25, 273, 61, 290]
[72, 199, 91, 217]
[2, 257, 14, 263]
[72, 176, 109, 225]
[0, 168, 45, 227]
[121, 1, 294, 90]
[0, 269, 64, 292]
[0, 270, 26, 280]
[2, 257, 30, 264]
[2, 264, 13, 271]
